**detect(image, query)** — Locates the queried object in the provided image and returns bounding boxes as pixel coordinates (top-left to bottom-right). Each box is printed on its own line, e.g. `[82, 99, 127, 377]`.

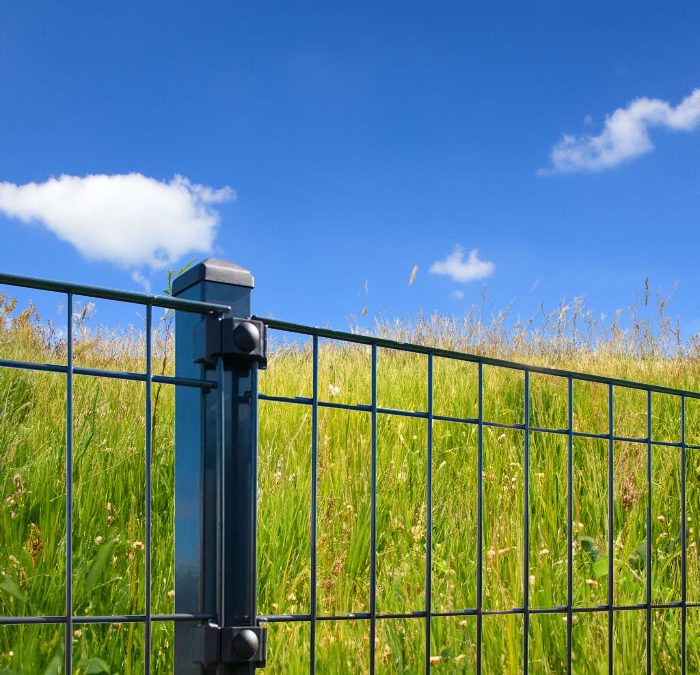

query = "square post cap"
[172, 258, 254, 295]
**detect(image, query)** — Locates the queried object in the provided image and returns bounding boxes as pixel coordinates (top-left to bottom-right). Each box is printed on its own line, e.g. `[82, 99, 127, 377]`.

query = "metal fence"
[0, 271, 228, 674]
[256, 318, 698, 674]
[1, 258, 698, 673]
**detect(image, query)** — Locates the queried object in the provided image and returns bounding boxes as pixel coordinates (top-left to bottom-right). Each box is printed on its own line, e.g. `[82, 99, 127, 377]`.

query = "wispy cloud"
[130, 270, 152, 292]
[429, 246, 495, 283]
[0, 173, 234, 274]
[450, 289, 465, 300]
[541, 87, 700, 173]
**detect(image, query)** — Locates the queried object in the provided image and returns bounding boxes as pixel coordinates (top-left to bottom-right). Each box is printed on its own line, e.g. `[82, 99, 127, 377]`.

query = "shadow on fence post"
[173, 259, 265, 674]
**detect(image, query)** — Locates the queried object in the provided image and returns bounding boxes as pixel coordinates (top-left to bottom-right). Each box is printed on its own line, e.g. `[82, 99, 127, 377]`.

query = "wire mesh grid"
[1, 269, 699, 673]
[257, 317, 700, 674]
[0, 273, 227, 673]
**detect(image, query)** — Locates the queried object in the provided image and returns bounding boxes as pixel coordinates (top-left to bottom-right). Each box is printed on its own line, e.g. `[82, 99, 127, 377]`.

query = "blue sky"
[1, 1, 700, 335]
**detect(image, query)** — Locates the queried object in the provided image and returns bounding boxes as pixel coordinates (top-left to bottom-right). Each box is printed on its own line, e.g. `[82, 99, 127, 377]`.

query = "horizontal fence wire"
[258, 316, 700, 400]
[257, 393, 700, 450]
[258, 317, 696, 674]
[0, 271, 231, 314]
[258, 600, 700, 622]
[0, 613, 215, 626]
[0, 274, 227, 673]
[0, 358, 217, 388]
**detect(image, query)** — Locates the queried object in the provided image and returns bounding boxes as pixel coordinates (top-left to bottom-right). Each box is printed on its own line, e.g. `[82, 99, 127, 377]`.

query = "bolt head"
[233, 322, 259, 353]
[232, 628, 259, 660]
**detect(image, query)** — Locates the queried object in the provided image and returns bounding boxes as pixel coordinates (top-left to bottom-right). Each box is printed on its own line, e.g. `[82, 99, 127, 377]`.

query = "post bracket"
[194, 316, 267, 369]
[191, 622, 268, 668]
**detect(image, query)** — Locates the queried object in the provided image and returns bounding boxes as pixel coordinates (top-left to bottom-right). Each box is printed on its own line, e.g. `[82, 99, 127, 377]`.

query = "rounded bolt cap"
[232, 629, 259, 660]
[233, 322, 259, 353]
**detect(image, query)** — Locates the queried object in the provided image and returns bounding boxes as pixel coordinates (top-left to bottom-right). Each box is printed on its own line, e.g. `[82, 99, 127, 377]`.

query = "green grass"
[2, 293, 700, 672]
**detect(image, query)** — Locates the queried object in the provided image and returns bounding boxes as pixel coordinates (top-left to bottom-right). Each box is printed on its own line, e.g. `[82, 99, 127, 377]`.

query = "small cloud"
[0, 173, 234, 278]
[131, 270, 152, 292]
[529, 279, 540, 293]
[541, 87, 700, 173]
[450, 289, 465, 300]
[429, 246, 495, 283]
[408, 265, 419, 287]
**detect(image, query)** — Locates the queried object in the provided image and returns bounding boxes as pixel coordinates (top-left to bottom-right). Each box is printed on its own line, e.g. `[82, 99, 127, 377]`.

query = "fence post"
[173, 259, 265, 673]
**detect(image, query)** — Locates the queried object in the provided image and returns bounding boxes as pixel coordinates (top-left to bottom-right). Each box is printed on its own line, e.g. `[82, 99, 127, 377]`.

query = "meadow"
[1, 287, 700, 673]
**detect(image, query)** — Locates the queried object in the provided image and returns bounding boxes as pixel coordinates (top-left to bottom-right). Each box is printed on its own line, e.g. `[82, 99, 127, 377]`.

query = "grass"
[1, 286, 700, 672]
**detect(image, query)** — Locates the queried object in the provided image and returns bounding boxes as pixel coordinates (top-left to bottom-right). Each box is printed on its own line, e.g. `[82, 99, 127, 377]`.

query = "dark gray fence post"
[173, 259, 265, 673]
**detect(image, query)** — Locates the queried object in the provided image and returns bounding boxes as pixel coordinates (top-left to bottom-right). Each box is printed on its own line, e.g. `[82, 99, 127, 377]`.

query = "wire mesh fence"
[256, 317, 700, 673]
[0, 272, 227, 674]
[1, 268, 699, 673]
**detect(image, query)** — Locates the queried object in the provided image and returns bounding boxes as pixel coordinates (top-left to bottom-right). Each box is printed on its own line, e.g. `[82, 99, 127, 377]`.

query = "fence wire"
[0, 272, 227, 674]
[257, 317, 699, 674]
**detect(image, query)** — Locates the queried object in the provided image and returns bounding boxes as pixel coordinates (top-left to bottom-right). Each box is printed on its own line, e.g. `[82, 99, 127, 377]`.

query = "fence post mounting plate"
[191, 622, 268, 668]
[194, 316, 267, 369]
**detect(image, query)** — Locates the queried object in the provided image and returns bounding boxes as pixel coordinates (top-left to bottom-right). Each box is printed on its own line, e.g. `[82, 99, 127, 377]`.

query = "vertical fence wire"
[424, 354, 433, 674]
[646, 389, 653, 673]
[310, 336, 319, 674]
[566, 377, 574, 675]
[476, 362, 484, 675]
[216, 345, 225, 627]
[681, 395, 687, 675]
[249, 363, 260, 622]
[523, 371, 530, 674]
[369, 344, 378, 674]
[607, 384, 614, 675]
[65, 293, 74, 673]
[144, 305, 153, 675]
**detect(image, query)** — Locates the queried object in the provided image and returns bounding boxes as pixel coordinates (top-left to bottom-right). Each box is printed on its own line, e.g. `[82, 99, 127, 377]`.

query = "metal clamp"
[191, 622, 267, 668]
[194, 316, 267, 369]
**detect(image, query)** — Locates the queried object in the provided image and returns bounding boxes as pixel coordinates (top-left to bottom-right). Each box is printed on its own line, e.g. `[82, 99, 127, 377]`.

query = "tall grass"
[1, 286, 700, 673]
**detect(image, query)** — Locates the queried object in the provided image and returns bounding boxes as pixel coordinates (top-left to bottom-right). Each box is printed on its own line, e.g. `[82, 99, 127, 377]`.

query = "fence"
[0, 270, 228, 673]
[1, 258, 699, 673]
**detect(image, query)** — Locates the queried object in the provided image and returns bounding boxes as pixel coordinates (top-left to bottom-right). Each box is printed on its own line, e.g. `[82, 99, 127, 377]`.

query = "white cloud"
[0, 173, 233, 271]
[542, 87, 700, 173]
[450, 289, 465, 300]
[131, 269, 152, 292]
[429, 246, 495, 283]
